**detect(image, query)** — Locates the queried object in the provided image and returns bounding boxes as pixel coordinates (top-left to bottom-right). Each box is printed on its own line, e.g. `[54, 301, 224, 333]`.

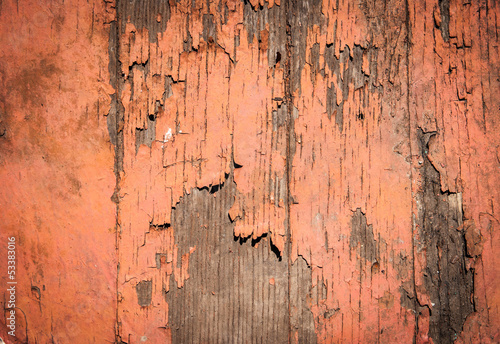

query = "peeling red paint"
[409, 0, 500, 342]
[116, 1, 289, 340]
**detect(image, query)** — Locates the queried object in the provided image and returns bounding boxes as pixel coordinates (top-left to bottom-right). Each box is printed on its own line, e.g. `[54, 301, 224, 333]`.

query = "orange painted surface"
[289, 8, 415, 343]
[117, 1, 288, 340]
[0, 0, 499, 343]
[0, 0, 117, 342]
[409, 1, 500, 342]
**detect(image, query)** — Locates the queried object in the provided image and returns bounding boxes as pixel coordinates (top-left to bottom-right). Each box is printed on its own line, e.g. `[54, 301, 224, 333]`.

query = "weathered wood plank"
[409, 0, 500, 342]
[113, 0, 304, 342]
[288, 0, 416, 342]
[0, 0, 498, 343]
[0, 0, 117, 342]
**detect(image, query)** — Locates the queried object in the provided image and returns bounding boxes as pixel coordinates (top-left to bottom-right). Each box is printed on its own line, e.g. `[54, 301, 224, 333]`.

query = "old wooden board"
[0, 0, 498, 343]
[0, 0, 117, 342]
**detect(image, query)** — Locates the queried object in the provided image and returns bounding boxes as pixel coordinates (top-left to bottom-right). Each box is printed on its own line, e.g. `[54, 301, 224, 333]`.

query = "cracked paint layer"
[0, 0, 498, 343]
[114, 0, 289, 341]
[409, 0, 500, 342]
[289, 0, 416, 342]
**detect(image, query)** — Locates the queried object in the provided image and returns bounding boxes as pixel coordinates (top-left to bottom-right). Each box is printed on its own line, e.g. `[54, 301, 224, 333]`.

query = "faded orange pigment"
[409, 1, 500, 342]
[116, 0, 288, 341]
[289, 2, 414, 342]
[0, 0, 499, 343]
[0, 0, 117, 342]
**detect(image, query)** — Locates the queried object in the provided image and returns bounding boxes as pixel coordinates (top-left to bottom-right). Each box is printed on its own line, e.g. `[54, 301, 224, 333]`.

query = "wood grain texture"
[408, 1, 500, 342]
[114, 0, 296, 342]
[289, 0, 416, 342]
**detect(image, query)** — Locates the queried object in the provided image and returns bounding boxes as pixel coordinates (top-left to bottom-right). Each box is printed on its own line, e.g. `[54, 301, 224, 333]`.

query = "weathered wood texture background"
[0, 0, 498, 343]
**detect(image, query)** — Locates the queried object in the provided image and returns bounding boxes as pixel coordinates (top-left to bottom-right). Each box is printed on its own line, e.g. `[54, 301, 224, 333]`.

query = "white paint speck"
[161, 128, 174, 149]
[164, 128, 173, 142]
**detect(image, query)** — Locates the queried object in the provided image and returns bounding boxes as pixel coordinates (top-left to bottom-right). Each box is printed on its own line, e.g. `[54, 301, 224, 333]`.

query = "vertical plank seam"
[284, 0, 293, 342]
[110, 0, 124, 341]
[405, 0, 420, 342]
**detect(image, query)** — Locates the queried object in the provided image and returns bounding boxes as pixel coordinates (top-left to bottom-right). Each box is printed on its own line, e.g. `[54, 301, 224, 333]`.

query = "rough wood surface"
[409, 1, 500, 342]
[0, 0, 498, 343]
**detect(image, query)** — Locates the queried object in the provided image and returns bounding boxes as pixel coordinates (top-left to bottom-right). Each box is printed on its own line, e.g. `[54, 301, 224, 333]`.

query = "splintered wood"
[0, 0, 498, 343]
